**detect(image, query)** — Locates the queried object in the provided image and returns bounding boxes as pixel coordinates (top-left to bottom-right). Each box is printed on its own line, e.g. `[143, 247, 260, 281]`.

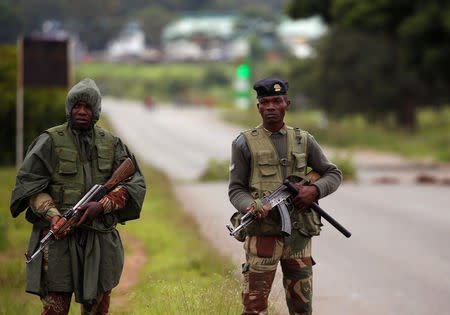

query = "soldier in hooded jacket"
[10, 78, 146, 315]
[228, 77, 342, 315]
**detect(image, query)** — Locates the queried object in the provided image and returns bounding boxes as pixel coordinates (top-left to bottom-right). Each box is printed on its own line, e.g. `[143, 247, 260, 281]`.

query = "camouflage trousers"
[242, 231, 314, 315]
[40, 291, 111, 315]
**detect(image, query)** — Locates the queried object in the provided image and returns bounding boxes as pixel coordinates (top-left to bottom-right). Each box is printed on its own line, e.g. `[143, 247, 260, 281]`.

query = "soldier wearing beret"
[228, 77, 342, 314]
[10, 78, 146, 314]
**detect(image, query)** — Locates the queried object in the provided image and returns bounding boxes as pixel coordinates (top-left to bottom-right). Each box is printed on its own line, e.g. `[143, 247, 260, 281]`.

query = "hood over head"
[65, 78, 101, 126]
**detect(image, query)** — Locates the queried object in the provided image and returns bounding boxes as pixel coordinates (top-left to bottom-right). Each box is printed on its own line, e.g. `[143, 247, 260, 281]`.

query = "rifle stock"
[104, 158, 135, 190]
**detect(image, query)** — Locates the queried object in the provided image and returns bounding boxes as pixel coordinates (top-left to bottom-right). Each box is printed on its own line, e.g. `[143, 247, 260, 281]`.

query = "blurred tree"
[136, 5, 178, 46]
[286, 0, 450, 130]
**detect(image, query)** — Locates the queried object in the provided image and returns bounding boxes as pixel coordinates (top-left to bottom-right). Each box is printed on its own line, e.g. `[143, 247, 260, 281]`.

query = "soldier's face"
[257, 95, 290, 126]
[71, 101, 93, 130]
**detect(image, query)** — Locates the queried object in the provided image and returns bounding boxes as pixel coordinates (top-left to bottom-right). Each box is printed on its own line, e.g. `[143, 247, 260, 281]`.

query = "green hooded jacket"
[10, 78, 146, 304]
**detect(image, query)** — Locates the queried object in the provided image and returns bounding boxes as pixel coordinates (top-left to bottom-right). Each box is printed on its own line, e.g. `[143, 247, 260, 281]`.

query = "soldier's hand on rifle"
[293, 184, 319, 212]
[51, 215, 71, 240]
[76, 201, 104, 227]
[247, 199, 272, 220]
[50, 215, 61, 231]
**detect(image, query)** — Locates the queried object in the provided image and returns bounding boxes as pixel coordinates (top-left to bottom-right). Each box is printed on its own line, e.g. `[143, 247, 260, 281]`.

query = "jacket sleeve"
[228, 134, 255, 214]
[111, 136, 146, 220]
[10, 133, 57, 218]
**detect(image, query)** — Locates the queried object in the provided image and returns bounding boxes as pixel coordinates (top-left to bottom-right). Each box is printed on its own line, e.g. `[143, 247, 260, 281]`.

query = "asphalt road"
[103, 99, 450, 315]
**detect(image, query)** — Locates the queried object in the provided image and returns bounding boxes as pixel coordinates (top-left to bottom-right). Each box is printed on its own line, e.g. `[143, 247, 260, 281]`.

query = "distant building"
[161, 14, 236, 61]
[277, 16, 327, 58]
[107, 22, 146, 60]
[161, 14, 327, 61]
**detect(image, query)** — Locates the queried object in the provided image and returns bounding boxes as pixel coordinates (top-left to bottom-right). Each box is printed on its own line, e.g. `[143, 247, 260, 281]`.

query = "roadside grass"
[0, 167, 42, 314]
[222, 106, 450, 162]
[112, 165, 242, 314]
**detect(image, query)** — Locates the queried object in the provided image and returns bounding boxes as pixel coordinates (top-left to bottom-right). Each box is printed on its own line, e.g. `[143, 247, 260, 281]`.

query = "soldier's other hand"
[76, 201, 104, 227]
[50, 215, 62, 232]
[293, 185, 319, 212]
[246, 203, 272, 220]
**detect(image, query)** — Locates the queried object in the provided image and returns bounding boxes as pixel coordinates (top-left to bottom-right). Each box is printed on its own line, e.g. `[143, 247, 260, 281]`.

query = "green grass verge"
[112, 165, 242, 314]
[0, 165, 242, 315]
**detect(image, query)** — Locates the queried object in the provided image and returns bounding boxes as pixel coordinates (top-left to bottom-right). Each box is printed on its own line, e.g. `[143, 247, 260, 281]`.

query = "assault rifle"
[226, 182, 294, 237]
[226, 176, 352, 238]
[25, 158, 135, 264]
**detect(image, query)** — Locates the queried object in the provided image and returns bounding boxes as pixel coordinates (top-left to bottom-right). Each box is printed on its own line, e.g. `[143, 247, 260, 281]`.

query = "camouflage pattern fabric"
[242, 230, 313, 315]
[80, 291, 111, 315]
[41, 292, 71, 315]
[40, 291, 111, 315]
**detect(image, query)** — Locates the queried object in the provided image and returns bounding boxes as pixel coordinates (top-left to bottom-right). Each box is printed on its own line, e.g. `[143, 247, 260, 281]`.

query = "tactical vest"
[243, 125, 322, 237]
[46, 123, 115, 213]
[35, 123, 117, 230]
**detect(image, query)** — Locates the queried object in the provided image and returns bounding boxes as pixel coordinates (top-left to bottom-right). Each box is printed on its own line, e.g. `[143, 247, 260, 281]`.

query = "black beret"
[253, 77, 289, 98]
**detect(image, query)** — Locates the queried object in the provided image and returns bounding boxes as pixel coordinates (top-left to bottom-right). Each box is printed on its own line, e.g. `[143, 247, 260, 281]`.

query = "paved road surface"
[103, 99, 450, 315]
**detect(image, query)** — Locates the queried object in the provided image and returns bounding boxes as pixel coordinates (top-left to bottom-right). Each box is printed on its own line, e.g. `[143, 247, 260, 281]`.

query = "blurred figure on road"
[10, 78, 146, 315]
[144, 95, 154, 109]
[228, 77, 342, 315]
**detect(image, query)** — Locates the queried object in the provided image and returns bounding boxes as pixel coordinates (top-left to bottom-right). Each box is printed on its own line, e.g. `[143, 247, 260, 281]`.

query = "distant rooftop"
[162, 14, 327, 42]
[277, 16, 327, 39]
[162, 15, 236, 40]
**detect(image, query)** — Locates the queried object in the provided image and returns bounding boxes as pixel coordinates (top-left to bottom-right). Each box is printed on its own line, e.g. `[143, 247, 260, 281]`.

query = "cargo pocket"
[229, 211, 247, 242]
[97, 145, 113, 172]
[56, 148, 77, 175]
[293, 210, 322, 237]
[257, 151, 278, 177]
[292, 152, 307, 175]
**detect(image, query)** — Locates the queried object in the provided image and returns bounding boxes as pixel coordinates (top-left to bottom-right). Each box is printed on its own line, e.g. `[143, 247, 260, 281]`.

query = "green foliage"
[199, 159, 230, 181]
[136, 5, 178, 46]
[286, 0, 450, 130]
[112, 165, 242, 314]
[288, 29, 423, 124]
[331, 153, 356, 181]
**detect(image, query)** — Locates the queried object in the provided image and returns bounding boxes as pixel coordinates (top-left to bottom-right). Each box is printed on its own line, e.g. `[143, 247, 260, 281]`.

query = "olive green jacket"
[10, 78, 146, 304]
